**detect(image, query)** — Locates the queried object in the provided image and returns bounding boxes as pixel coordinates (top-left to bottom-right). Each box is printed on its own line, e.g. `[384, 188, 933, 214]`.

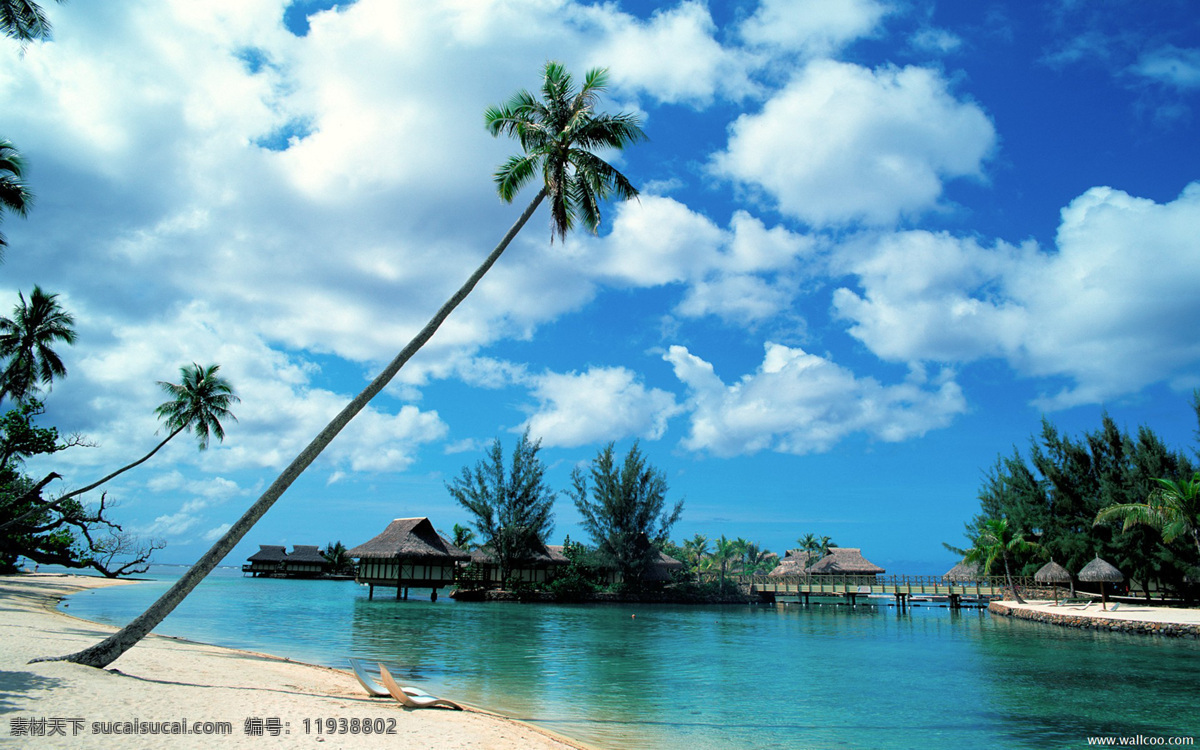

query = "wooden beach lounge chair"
[379, 664, 463, 710]
[348, 658, 431, 699]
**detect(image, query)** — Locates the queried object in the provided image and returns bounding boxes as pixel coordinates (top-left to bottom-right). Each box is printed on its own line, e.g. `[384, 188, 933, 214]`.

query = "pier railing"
[726, 574, 1033, 600]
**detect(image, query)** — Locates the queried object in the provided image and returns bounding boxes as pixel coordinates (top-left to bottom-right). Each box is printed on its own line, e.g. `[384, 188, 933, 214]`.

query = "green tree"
[0, 363, 239, 533]
[450, 523, 476, 551]
[796, 533, 835, 562]
[711, 534, 737, 594]
[1, 0, 64, 43]
[1096, 473, 1200, 558]
[0, 286, 76, 404]
[321, 540, 353, 576]
[0, 138, 33, 255]
[446, 430, 556, 584]
[681, 533, 709, 583]
[47, 61, 644, 669]
[570, 441, 683, 586]
[960, 517, 1042, 603]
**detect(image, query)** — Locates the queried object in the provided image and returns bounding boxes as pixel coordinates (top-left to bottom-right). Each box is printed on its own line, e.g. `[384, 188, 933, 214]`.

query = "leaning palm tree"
[1095, 473, 1200, 557]
[0, 138, 34, 255]
[44, 62, 645, 668]
[961, 517, 1041, 604]
[1, 0, 64, 44]
[0, 286, 76, 404]
[0, 363, 238, 534]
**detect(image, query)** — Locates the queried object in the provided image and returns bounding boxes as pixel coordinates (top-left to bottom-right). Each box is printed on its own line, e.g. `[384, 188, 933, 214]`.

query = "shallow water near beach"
[61, 566, 1200, 749]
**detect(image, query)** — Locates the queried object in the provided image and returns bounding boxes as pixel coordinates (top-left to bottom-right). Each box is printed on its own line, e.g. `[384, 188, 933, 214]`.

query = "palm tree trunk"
[38, 189, 547, 668]
[1003, 555, 1025, 604]
[0, 427, 185, 534]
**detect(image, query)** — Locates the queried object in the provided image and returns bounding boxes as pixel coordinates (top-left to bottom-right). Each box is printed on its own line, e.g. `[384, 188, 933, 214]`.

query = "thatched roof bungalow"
[281, 545, 331, 578]
[768, 550, 812, 577]
[243, 545, 287, 577]
[806, 548, 885, 576]
[347, 518, 470, 600]
[468, 541, 569, 586]
[642, 550, 685, 583]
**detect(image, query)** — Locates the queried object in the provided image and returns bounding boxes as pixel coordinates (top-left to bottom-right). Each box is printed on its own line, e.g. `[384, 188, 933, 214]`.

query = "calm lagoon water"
[61, 566, 1200, 749]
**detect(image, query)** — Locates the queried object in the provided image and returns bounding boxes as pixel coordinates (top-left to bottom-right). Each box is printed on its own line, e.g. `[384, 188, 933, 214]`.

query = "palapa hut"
[769, 550, 813, 577]
[642, 550, 685, 583]
[806, 547, 886, 577]
[1034, 560, 1072, 605]
[243, 545, 287, 577]
[347, 517, 470, 601]
[942, 561, 981, 582]
[1077, 556, 1124, 610]
[281, 545, 331, 578]
[468, 541, 569, 586]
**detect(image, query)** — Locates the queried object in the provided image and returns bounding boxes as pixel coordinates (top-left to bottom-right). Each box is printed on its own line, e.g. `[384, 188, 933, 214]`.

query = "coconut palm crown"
[0, 138, 34, 254]
[1, 0, 64, 44]
[154, 362, 239, 451]
[486, 62, 645, 242]
[0, 285, 76, 403]
[1095, 473, 1200, 556]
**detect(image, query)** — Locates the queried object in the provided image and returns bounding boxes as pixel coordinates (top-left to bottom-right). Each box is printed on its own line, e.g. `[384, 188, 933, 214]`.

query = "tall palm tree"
[712, 535, 738, 594]
[46, 62, 645, 668]
[0, 286, 76, 404]
[962, 517, 1041, 604]
[1, 0, 64, 44]
[1095, 473, 1200, 557]
[0, 363, 238, 534]
[0, 139, 33, 256]
[682, 533, 708, 583]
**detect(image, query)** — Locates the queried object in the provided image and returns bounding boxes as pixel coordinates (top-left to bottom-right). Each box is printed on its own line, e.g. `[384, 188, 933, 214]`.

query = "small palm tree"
[962, 517, 1041, 604]
[0, 363, 238, 534]
[1, 0, 64, 44]
[0, 286, 76, 403]
[682, 533, 708, 583]
[1095, 473, 1200, 557]
[712, 535, 738, 594]
[0, 138, 33, 255]
[64, 363, 239, 498]
[450, 523, 477, 551]
[322, 541, 353, 576]
[48, 62, 645, 669]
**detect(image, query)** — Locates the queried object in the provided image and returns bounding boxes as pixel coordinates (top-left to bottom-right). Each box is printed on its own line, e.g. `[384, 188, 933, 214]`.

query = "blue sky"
[4, 0, 1199, 574]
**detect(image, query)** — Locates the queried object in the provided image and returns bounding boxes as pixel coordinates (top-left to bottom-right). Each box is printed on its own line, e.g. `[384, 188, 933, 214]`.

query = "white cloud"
[738, 0, 890, 58]
[521, 366, 682, 448]
[831, 183, 1200, 408]
[1130, 46, 1200, 90]
[204, 523, 233, 542]
[664, 343, 966, 456]
[709, 60, 996, 227]
[584, 1, 752, 105]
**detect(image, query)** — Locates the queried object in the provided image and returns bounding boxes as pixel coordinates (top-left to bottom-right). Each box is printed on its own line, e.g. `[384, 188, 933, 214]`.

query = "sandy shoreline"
[0, 573, 594, 749]
[989, 598, 1200, 637]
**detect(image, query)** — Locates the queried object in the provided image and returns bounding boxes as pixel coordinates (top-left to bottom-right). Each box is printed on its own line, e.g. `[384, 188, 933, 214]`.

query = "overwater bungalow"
[806, 547, 886, 576]
[281, 545, 331, 578]
[467, 542, 569, 586]
[243, 545, 287, 577]
[942, 561, 981, 582]
[347, 517, 470, 601]
[599, 549, 686, 585]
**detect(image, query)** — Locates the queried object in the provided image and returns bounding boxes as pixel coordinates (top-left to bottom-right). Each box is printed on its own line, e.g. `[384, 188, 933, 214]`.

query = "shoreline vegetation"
[0, 573, 594, 750]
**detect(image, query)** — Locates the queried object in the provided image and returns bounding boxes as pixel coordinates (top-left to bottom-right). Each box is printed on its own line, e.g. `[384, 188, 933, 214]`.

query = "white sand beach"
[1001, 599, 1200, 625]
[0, 574, 592, 749]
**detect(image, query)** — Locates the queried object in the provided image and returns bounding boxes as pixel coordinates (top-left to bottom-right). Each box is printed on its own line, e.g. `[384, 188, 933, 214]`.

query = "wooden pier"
[742, 574, 1029, 608]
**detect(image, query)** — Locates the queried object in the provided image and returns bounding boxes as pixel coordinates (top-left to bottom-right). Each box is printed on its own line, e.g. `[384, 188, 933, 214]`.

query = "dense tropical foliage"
[948, 397, 1200, 601]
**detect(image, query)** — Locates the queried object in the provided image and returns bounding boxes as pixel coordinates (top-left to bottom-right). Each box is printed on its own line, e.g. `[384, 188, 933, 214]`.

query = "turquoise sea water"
[59, 566, 1200, 750]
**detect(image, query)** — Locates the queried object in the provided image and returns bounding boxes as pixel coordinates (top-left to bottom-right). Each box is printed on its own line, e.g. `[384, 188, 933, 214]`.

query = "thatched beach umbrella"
[1077, 556, 1123, 610]
[942, 562, 980, 582]
[1034, 560, 1071, 605]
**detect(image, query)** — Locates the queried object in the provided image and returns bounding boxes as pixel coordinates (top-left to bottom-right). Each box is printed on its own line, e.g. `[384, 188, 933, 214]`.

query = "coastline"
[0, 573, 595, 749]
[988, 599, 1200, 637]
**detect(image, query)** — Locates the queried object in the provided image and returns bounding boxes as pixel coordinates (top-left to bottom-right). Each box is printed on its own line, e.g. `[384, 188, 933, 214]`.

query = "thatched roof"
[642, 550, 684, 582]
[284, 545, 329, 565]
[247, 545, 287, 563]
[470, 541, 568, 566]
[346, 518, 470, 562]
[769, 550, 812, 577]
[1034, 560, 1071, 583]
[942, 561, 981, 582]
[806, 547, 885, 575]
[1077, 556, 1123, 583]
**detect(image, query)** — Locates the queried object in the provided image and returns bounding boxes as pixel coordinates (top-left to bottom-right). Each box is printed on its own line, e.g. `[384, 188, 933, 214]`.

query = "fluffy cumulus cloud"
[832, 183, 1200, 408]
[738, 0, 890, 58]
[710, 60, 996, 227]
[664, 343, 966, 456]
[582, 195, 815, 324]
[521, 366, 681, 448]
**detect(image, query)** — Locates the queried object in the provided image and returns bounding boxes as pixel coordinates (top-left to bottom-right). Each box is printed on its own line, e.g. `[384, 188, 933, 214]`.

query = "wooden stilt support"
[368, 584, 374, 601]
